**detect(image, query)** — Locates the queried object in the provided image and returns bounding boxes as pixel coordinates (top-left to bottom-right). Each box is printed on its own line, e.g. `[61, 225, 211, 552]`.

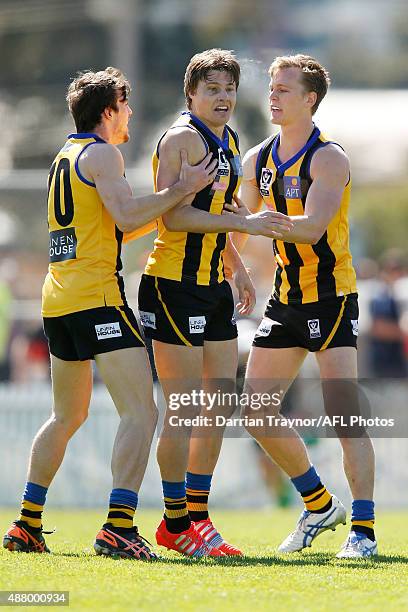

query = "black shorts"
[253, 293, 359, 352]
[138, 274, 238, 347]
[43, 305, 144, 361]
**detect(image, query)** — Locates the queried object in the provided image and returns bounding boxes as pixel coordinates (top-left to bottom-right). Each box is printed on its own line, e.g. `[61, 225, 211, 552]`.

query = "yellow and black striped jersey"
[42, 133, 126, 317]
[144, 112, 242, 285]
[256, 126, 357, 304]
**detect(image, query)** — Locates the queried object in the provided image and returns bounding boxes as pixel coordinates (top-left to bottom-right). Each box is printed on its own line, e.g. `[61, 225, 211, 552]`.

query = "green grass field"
[0, 509, 407, 611]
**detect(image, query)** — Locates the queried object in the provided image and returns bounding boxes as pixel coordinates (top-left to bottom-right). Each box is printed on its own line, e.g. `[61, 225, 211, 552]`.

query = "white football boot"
[278, 495, 347, 553]
[336, 532, 378, 558]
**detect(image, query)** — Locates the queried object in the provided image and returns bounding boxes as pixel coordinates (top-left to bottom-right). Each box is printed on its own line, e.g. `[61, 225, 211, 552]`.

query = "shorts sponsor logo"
[189, 316, 206, 334]
[140, 311, 156, 329]
[231, 314, 237, 326]
[260, 167, 274, 197]
[307, 319, 321, 338]
[283, 176, 302, 199]
[351, 319, 359, 336]
[95, 322, 122, 340]
[49, 227, 77, 262]
[256, 318, 278, 337]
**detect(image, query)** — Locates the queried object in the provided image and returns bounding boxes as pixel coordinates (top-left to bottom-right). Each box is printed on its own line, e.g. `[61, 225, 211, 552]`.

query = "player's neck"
[193, 114, 225, 139]
[92, 124, 112, 144]
[278, 119, 315, 162]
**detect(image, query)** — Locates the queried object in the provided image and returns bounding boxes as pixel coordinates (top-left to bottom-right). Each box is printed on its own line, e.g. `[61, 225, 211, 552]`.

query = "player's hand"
[178, 149, 218, 195]
[222, 194, 250, 217]
[234, 265, 256, 315]
[244, 210, 293, 239]
[224, 263, 234, 280]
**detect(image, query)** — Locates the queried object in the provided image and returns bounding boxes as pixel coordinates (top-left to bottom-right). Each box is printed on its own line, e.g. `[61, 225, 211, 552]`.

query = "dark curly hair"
[66, 66, 130, 132]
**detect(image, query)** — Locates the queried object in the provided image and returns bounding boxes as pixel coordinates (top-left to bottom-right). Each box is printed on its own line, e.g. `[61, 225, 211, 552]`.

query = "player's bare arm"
[160, 131, 293, 238]
[223, 235, 256, 315]
[159, 126, 241, 233]
[282, 144, 350, 245]
[80, 141, 217, 233]
[228, 145, 263, 253]
[224, 145, 293, 245]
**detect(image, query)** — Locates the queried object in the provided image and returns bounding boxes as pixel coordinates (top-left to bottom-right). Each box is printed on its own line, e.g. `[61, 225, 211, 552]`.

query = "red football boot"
[194, 518, 243, 556]
[156, 519, 224, 557]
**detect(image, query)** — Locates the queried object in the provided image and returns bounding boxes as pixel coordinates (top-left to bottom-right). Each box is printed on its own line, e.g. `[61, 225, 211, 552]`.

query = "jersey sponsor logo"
[307, 318, 321, 338]
[95, 322, 122, 340]
[351, 319, 359, 336]
[189, 316, 206, 334]
[49, 227, 77, 262]
[230, 154, 243, 176]
[256, 317, 281, 337]
[283, 176, 302, 199]
[260, 167, 274, 197]
[140, 311, 156, 329]
[217, 148, 230, 176]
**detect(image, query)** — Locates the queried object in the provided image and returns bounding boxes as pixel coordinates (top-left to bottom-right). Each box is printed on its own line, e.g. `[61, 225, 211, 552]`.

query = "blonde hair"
[269, 54, 330, 114]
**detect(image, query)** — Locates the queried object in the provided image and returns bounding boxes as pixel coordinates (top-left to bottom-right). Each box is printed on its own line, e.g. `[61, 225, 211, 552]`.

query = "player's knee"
[121, 398, 158, 428]
[51, 409, 88, 436]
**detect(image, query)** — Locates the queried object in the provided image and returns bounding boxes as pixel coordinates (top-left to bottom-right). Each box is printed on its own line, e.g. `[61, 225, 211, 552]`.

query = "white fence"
[0, 383, 407, 509]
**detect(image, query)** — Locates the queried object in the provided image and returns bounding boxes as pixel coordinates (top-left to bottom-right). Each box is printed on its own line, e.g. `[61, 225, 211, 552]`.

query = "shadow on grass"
[53, 551, 408, 567]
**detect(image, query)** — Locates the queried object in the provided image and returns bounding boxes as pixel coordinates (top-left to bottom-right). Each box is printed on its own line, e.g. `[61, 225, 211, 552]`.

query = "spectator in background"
[368, 249, 407, 378]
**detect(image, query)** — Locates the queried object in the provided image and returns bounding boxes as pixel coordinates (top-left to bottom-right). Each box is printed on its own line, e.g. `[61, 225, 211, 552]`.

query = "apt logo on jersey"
[217, 148, 230, 176]
[95, 322, 122, 340]
[49, 228, 77, 262]
[283, 176, 302, 199]
[189, 316, 206, 334]
[260, 167, 274, 197]
[307, 319, 321, 339]
[140, 311, 156, 329]
[351, 319, 359, 336]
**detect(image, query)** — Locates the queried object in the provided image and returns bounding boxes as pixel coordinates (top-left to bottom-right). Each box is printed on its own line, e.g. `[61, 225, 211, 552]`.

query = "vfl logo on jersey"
[283, 176, 302, 199]
[217, 148, 230, 176]
[189, 316, 206, 334]
[49, 227, 77, 262]
[351, 319, 359, 336]
[307, 319, 321, 339]
[140, 311, 156, 329]
[260, 167, 274, 197]
[95, 322, 122, 340]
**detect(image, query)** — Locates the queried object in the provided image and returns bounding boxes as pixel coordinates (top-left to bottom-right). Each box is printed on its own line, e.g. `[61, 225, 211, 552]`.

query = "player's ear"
[305, 91, 317, 110]
[103, 106, 114, 120]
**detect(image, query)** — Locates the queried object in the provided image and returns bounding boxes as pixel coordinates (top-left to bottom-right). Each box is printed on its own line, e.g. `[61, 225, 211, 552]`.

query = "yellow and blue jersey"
[144, 112, 242, 285]
[256, 126, 357, 304]
[42, 133, 126, 317]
